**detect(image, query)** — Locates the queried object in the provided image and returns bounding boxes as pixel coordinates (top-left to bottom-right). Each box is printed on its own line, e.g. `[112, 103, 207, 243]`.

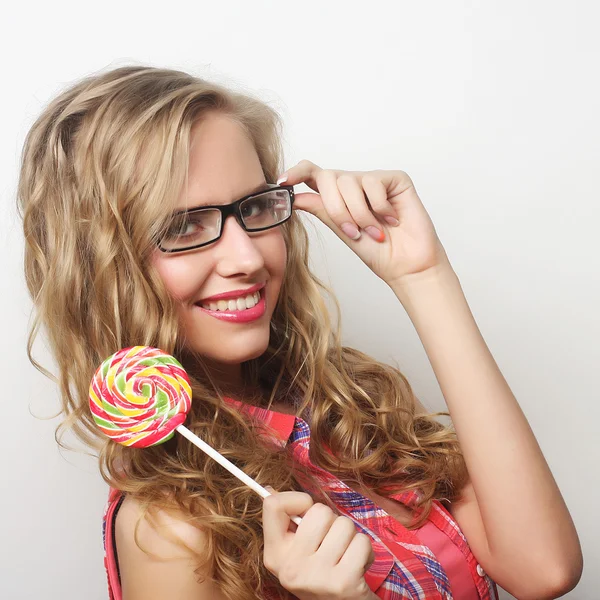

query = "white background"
[2, 1, 599, 598]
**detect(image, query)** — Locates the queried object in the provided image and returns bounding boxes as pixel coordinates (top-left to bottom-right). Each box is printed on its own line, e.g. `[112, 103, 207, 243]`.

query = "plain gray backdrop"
[2, 1, 598, 598]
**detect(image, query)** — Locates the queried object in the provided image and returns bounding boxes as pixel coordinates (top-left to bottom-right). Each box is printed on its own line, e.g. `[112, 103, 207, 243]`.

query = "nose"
[214, 213, 266, 274]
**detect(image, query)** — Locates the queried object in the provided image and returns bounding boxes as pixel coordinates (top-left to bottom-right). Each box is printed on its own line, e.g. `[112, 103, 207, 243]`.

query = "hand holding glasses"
[158, 183, 295, 253]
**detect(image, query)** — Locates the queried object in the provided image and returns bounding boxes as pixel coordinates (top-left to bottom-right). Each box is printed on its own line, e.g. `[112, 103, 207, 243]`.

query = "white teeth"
[202, 291, 260, 312]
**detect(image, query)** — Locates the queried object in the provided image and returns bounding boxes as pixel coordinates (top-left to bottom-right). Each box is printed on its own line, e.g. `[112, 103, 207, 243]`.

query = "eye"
[164, 216, 203, 240]
[243, 203, 261, 218]
[242, 195, 277, 219]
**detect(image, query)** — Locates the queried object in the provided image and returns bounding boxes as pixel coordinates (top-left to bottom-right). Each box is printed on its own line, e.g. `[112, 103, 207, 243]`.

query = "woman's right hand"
[262, 490, 377, 600]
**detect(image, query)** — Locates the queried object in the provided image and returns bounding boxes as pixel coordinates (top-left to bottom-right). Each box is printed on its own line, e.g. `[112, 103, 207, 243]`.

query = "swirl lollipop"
[89, 346, 301, 524]
[90, 346, 191, 447]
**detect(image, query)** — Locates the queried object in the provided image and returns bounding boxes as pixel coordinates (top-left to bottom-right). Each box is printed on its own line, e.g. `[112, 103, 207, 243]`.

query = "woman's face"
[151, 112, 287, 390]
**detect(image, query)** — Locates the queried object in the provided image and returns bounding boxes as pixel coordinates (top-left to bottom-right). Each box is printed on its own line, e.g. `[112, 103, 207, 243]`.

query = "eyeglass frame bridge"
[157, 183, 295, 253]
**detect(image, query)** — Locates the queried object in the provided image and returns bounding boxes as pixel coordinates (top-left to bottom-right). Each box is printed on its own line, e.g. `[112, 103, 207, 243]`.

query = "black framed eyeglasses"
[157, 183, 295, 253]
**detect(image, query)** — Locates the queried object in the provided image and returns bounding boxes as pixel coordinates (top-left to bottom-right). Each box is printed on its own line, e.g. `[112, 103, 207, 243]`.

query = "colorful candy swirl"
[89, 346, 192, 448]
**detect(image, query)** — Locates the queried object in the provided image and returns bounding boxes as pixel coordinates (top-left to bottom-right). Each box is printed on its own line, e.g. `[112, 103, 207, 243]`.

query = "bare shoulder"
[115, 495, 227, 600]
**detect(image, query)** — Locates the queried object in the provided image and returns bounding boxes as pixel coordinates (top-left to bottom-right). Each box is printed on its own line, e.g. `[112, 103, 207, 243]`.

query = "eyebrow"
[245, 181, 271, 196]
[175, 181, 271, 214]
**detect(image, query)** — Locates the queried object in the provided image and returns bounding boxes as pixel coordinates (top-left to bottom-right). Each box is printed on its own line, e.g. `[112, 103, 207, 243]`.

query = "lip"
[195, 286, 266, 323]
[198, 282, 266, 303]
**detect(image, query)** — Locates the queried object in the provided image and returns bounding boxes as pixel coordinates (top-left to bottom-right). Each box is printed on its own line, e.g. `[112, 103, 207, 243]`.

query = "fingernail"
[276, 174, 288, 185]
[341, 222, 361, 240]
[365, 226, 385, 242]
[265, 485, 275, 493]
[385, 216, 400, 226]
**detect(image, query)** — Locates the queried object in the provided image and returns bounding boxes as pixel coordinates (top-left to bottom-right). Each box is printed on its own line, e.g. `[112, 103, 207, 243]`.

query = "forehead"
[176, 112, 266, 211]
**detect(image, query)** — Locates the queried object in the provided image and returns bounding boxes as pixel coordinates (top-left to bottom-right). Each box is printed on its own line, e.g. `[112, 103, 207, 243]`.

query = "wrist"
[389, 261, 460, 302]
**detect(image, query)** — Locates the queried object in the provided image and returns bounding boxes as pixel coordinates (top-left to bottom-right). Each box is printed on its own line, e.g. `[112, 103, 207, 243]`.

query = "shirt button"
[476, 564, 486, 577]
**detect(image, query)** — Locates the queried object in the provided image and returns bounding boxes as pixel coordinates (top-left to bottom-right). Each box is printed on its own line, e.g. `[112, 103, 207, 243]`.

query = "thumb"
[291, 191, 327, 221]
[276, 159, 331, 222]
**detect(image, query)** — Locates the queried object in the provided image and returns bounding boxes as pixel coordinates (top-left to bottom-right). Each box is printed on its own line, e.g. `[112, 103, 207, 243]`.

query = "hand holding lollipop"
[89, 345, 302, 525]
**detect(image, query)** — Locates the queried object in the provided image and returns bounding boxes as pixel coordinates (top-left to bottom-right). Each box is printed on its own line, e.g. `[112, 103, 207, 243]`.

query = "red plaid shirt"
[102, 399, 499, 600]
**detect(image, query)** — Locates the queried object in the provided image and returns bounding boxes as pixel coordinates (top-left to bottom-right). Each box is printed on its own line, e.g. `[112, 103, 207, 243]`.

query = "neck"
[178, 351, 299, 413]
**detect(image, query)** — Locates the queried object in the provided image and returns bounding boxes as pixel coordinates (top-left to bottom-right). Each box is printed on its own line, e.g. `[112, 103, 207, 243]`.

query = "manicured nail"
[276, 174, 288, 185]
[385, 216, 400, 226]
[341, 222, 361, 240]
[365, 226, 385, 242]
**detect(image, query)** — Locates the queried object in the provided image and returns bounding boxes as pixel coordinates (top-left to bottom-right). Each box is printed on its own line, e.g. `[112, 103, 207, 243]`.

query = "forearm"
[390, 264, 582, 577]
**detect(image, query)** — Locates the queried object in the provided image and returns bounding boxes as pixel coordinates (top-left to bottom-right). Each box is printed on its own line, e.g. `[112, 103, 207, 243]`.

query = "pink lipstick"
[195, 287, 266, 323]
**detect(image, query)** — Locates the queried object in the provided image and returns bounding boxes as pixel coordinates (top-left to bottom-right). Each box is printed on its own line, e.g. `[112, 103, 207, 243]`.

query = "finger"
[314, 515, 357, 565]
[361, 173, 400, 226]
[291, 188, 364, 243]
[317, 171, 364, 241]
[363, 543, 376, 574]
[337, 532, 374, 575]
[267, 485, 299, 533]
[262, 491, 314, 544]
[336, 174, 386, 241]
[292, 502, 338, 556]
[277, 159, 324, 192]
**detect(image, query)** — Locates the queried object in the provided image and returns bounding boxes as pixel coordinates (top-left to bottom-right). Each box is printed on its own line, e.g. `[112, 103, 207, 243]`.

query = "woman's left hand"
[281, 160, 452, 288]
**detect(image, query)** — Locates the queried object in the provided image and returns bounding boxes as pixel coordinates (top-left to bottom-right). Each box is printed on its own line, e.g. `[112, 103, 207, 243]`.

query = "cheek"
[150, 252, 204, 303]
[268, 230, 288, 273]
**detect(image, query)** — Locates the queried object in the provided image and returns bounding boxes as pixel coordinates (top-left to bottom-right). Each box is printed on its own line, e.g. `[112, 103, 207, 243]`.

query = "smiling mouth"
[196, 288, 263, 312]
[193, 286, 267, 323]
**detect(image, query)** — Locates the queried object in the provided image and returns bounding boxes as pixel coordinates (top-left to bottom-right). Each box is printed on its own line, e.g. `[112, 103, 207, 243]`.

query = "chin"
[190, 331, 270, 364]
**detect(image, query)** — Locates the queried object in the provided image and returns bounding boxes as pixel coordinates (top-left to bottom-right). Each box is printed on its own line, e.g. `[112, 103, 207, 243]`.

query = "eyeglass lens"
[160, 189, 292, 251]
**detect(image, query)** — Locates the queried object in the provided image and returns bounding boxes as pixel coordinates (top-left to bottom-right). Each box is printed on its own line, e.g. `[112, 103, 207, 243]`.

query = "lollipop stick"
[176, 425, 302, 526]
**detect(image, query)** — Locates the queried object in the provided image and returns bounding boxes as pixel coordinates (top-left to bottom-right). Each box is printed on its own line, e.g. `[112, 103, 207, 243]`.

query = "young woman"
[17, 65, 582, 600]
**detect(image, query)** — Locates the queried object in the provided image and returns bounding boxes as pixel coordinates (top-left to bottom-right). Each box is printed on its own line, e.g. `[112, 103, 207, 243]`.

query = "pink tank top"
[412, 520, 480, 600]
